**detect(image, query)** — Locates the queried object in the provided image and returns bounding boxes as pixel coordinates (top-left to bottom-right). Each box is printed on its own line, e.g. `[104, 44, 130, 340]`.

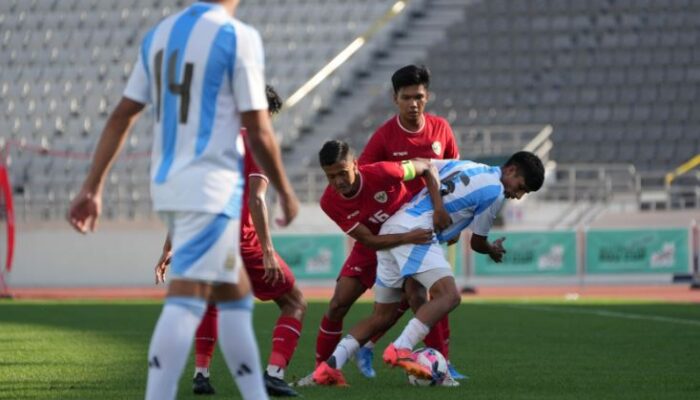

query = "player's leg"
[315, 276, 367, 365]
[145, 212, 230, 400]
[214, 274, 269, 400]
[193, 304, 218, 394]
[312, 298, 402, 386]
[393, 274, 460, 350]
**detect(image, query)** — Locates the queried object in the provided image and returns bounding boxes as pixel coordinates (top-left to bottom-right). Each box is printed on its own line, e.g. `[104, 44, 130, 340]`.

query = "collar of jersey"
[396, 115, 425, 135]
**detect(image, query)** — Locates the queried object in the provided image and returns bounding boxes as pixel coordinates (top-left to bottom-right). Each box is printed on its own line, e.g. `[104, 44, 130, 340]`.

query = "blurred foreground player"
[68, 1, 298, 399]
[155, 86, 304, 397]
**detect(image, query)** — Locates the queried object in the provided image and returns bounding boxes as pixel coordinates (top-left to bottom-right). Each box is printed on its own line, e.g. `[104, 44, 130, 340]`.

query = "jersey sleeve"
[123, 50, 150, 105]
[243, 139, 267, 181]
[366, 161, 407, 183]
[471, 196, 504, 236]
[443, 121, 460, 159]
[357, 129, 384, 165]
[320, 195, 360, 233]
[233, 24, 268, 112]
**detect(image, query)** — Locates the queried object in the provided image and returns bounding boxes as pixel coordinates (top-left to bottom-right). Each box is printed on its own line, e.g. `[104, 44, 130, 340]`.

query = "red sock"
[315, 315, 343, 365]
[442, 315, 451, 360]
[268, 316, 302, 368]
[369, 301, 409, 344]
[424, 315, 449, 359]
[195, 304, 218, 369]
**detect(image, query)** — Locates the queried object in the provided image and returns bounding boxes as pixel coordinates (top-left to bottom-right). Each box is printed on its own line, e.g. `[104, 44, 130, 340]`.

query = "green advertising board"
[585, 228, 690, 274]
[271, 234, 345, 279]
[473, 231, 577, 276]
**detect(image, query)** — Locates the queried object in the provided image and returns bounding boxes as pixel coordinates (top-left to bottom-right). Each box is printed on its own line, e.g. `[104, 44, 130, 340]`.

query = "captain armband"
[401, 160, 416, 181]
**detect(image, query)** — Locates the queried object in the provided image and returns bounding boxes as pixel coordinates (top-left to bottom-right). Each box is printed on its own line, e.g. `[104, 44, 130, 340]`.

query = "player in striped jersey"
[312, 152, 544, 386]
[68, 2, 296, 399]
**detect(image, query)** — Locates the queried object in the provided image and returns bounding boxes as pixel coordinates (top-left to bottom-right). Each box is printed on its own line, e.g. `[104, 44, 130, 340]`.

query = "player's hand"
[432, 207, 452, 232]
[154, 249, 172, 285]
[276, 190, 299, 227]
[446, 236, 460, 246]
[67, 188, 102, 234]
[488, 237, 507, 263]
[403, 228, 434, 245]
[262, 253, 285, 286]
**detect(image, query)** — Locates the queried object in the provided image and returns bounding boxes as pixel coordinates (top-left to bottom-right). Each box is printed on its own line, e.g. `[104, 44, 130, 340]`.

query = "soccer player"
[355, 64, 463, 379]
[154, 86, 304, 397]
[67, 2, 298, 399]
[312, 152, 545, 386]
[294, 139, 451, 386]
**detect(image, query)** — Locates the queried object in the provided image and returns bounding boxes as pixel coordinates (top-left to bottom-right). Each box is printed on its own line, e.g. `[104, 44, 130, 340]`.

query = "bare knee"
[278, 286, 308, 319]
[327, 297, 352, 321]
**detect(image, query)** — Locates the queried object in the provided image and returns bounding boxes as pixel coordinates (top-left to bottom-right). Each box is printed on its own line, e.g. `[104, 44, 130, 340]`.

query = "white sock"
[393, 318, 430, 350]
[145, 297, 206, 400]
[266, 365, 284, 379]
[330, 335, 360, 370]
[194, 367, 209, 378]
[217, 295, 269, 400]
[364, 341, 375, 350]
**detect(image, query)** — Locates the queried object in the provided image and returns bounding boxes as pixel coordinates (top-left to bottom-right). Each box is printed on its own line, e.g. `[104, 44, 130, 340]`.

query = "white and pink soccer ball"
[406, 347, 449, 386]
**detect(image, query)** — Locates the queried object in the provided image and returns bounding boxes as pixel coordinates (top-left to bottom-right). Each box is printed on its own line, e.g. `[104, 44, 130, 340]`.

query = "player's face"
[394, 84, 429, 126]
[322, 157, 359, 196]
[501, 165, 530, 200]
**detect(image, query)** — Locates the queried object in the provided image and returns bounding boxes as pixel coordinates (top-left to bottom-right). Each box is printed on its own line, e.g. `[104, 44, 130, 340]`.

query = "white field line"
[500, 304, 700, 327]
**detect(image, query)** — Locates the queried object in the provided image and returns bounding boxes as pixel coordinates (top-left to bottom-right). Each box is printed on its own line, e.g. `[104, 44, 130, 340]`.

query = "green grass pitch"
[1, 299, 699, 399]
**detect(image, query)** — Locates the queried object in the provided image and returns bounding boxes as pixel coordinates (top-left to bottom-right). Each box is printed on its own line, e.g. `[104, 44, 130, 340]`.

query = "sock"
[267, 316, 302, 378]
[328, 335, 360, 370]
[424, 315, 448, 358]
[393, 318, 430, 350]
[145, 297, 206, 400]
[266, 365, 284, 379]
[369, 302, 408, 344]
[443, 315, 451, 360]
[217, 295, 268, 400]
[316, 315, 343, 365]
[194, 304, 218, 375]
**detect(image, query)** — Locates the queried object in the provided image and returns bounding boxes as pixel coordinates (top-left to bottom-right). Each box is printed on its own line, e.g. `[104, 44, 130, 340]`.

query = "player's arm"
[67, 97, 145, 233]
[348, 223, 433, 251]
[155, 234, 172, 285]
[242, 111, 299, 227]
[404, 159, 452, 232]
[247, 174, 285, 286]
[471, 234, 506, 263]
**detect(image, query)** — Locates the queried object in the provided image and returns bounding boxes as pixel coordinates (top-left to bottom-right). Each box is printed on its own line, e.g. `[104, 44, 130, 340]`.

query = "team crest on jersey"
[374, 191, 388, 203]
[431, 141, 442, 156]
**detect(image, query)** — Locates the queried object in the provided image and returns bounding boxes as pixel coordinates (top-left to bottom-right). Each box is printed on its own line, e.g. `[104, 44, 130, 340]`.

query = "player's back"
[125, 2, 267, 216]
[389, 160, 505, 241]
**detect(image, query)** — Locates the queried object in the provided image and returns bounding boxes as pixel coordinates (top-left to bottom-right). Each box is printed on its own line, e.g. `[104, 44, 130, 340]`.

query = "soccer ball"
[406, 347, 448, 386]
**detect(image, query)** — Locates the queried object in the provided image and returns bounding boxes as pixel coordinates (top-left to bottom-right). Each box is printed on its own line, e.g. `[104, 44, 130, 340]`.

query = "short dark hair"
[391, 64, 431, 93]
[504, 151, 545, 192]
[265, 85, 283, 115]
[319, 140, 353, 167]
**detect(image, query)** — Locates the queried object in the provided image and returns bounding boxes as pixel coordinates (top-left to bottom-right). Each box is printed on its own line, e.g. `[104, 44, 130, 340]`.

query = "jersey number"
[154, 49, 194, 124]
[440, 171, 469, 196]
[369, 210, 390, 224]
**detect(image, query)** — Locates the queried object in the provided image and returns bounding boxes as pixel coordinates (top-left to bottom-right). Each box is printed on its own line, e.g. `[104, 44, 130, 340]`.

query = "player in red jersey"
[155, 86, 304, 397]
[356, 65, 464, 380]
[294, 139, 451, 387]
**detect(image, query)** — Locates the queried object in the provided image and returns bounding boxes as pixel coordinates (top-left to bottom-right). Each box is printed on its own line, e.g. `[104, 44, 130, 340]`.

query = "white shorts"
[160, 211, 242, 284]
[375, 224, 453, 302]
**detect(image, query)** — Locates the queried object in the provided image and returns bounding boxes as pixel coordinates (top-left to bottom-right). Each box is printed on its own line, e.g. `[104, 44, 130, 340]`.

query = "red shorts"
[243, 252, 296, 301]
[339, 243, 378, 289]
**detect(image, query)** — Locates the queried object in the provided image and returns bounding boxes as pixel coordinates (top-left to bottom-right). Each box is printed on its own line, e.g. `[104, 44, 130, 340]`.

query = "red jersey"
[320, 162, 411, 239]
[358, 113, 459, 194]
[239, 133, 267, 260]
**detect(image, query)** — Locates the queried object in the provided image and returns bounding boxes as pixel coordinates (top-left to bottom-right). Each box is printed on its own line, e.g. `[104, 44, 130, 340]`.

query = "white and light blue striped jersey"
[383, 159, 505, 242]
[123, 1, 268, 217]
